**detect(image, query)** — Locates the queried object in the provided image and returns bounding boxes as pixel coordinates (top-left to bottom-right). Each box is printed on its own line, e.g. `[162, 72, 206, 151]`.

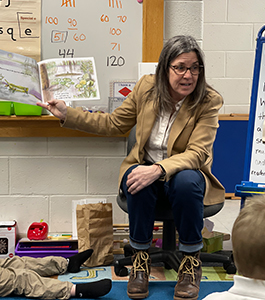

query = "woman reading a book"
[38, 35, 225, 300]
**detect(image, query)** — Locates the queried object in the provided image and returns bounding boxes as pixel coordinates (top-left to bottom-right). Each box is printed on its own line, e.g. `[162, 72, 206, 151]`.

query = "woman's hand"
[126, 165, 163, 195]
[37, 100, 68, 121]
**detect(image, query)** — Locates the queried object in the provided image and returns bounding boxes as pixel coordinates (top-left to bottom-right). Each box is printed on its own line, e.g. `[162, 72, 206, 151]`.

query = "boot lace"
[178, 255, 200, 284]
[131, 251, 150, 278]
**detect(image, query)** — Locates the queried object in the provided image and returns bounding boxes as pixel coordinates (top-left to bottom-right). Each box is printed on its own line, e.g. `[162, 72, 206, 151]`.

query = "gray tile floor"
[206, 199, 241, 251]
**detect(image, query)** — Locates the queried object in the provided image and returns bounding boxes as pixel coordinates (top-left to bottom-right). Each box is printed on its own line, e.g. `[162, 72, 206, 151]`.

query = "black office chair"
[114, 126, 236, 277]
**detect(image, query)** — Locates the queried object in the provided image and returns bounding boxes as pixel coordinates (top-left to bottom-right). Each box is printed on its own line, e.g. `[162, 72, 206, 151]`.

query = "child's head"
[232, 195, 265, 280]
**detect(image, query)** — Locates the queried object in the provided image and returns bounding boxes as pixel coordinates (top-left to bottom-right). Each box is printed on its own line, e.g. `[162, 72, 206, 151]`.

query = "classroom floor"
[206, 199, 241, 251]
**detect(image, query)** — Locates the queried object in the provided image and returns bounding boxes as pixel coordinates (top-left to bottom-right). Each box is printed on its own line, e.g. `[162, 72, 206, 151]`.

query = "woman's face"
[168, 51, 200, 103]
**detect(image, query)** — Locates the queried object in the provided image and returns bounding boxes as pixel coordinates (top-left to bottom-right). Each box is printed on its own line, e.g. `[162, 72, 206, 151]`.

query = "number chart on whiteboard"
[41, 0, 142, 108]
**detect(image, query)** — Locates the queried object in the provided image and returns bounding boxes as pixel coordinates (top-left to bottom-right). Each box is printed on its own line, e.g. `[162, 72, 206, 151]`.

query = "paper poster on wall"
[0, 0, 41, 62]
[109, 80, 136, 112]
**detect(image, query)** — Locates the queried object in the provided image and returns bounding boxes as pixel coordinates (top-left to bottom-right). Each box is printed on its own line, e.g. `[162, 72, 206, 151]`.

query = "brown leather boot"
[174, 251, 202, 300]
[127, 250, 151, 299]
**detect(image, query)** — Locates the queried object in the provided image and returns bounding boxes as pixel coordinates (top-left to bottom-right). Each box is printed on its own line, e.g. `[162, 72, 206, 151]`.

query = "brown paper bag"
[76, 203, 114, 267]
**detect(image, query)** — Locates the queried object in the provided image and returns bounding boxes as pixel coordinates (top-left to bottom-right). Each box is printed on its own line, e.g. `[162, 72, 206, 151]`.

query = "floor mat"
[2, 281, 234, 300]
[57, 265, 235, 282]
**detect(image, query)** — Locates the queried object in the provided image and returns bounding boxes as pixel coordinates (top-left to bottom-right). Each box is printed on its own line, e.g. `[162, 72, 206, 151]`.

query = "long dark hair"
[148, 35, 208, 112]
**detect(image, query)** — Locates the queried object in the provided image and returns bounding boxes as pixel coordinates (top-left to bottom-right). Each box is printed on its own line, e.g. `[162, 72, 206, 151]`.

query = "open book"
[0, 49, 100, 105]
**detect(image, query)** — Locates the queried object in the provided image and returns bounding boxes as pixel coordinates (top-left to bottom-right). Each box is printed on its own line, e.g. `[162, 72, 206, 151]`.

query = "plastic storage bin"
[13, 102, 42, 116]
[15, 238, 78, 258]
[0, 101, 13, 115]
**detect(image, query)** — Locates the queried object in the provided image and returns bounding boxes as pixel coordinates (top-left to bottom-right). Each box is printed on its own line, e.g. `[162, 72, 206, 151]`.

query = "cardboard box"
[0, 221, 17, 258]
[202, 230, 224, 253]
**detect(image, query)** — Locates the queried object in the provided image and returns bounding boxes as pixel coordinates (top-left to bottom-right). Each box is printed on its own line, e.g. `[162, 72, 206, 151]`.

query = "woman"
[38, 35, 225, 300]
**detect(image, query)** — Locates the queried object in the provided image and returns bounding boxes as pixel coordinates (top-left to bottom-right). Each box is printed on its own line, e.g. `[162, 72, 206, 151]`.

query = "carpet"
[2, 281, 233, 300]
[106, 281, 234, 300]
[57, 266, 235, 283]
[56, 266, 234, 299]
[2, 266, 235, 300]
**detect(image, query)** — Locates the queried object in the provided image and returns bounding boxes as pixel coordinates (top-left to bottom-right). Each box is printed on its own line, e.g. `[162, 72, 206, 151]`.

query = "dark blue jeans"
[121, 165, 205, 252]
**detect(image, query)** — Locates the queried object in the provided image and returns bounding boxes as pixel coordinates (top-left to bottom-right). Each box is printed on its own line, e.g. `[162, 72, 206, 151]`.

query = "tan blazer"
[63, 75, 225, 205]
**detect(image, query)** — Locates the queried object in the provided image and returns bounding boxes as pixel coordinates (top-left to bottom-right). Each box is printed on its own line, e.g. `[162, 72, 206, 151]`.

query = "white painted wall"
[1, 0, 262, 236]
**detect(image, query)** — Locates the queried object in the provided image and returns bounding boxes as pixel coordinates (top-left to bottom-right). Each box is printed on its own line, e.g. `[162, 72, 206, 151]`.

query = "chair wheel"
[223, 261, 237, 274]
[114, 264, 128, 276]
[164, 262, 172, 270]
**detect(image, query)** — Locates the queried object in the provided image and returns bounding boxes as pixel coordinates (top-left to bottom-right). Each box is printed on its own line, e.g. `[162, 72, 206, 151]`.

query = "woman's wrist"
[154, 164, 166, 179]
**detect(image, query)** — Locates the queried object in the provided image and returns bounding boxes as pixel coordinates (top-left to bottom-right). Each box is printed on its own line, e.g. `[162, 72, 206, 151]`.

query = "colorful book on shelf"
[0, 49, 100, 106]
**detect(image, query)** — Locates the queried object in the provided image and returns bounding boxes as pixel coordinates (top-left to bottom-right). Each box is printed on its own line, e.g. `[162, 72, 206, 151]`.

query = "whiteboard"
[243, 26, 265, 183]
[41, 0, 142, 109]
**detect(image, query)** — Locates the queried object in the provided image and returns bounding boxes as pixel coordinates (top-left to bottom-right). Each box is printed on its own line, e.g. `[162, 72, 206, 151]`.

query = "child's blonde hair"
[232, 195, 265, 279]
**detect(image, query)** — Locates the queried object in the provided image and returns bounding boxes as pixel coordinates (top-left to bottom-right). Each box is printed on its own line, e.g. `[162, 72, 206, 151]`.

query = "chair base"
[114, 245, 181, 276]
[114, 244, 237, 276]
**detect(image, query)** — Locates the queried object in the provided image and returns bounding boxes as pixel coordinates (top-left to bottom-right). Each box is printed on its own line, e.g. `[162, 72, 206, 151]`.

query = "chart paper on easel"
[249, 42, 265, 182]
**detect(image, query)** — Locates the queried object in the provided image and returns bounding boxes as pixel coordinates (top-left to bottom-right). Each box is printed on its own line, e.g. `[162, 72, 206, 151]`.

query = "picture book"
[0, 49, 100, 106]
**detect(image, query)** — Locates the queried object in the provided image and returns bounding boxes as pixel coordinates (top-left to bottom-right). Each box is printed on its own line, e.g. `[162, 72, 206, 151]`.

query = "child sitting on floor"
[203, 194, 265, 299]
[0, 249, 112, 299]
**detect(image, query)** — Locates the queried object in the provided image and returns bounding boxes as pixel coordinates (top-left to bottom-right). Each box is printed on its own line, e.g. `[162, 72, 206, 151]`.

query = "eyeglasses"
[170, 64, 204, 76]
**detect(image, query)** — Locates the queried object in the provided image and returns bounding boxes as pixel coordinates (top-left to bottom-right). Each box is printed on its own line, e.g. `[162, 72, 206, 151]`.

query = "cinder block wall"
[165, 0, 263, 114]
[0, 137, 127, 237]
[203, 0, 264, 114]
[0, 0, 262, 236]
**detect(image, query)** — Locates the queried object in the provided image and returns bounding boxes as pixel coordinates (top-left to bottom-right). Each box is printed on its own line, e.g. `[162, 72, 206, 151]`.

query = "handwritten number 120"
[107, 56, 125, 67]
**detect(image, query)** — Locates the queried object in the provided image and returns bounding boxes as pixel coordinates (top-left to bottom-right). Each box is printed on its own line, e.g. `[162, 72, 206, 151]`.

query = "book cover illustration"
[38, 57, 100, 103]
[0, 49, 41, 105]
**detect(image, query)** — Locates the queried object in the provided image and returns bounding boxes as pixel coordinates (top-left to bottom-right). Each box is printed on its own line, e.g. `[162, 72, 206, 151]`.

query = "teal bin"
[0, 101, 13, 115]
[13, 102, 42, 116]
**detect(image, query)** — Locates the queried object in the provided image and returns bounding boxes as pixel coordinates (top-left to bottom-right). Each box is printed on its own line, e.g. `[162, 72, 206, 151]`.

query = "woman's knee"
[169, 170, 205, 198]
[121, 165, 139, 195]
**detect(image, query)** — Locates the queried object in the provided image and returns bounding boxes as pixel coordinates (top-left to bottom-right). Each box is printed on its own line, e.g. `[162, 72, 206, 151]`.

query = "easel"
[235, 26, 265, 207]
